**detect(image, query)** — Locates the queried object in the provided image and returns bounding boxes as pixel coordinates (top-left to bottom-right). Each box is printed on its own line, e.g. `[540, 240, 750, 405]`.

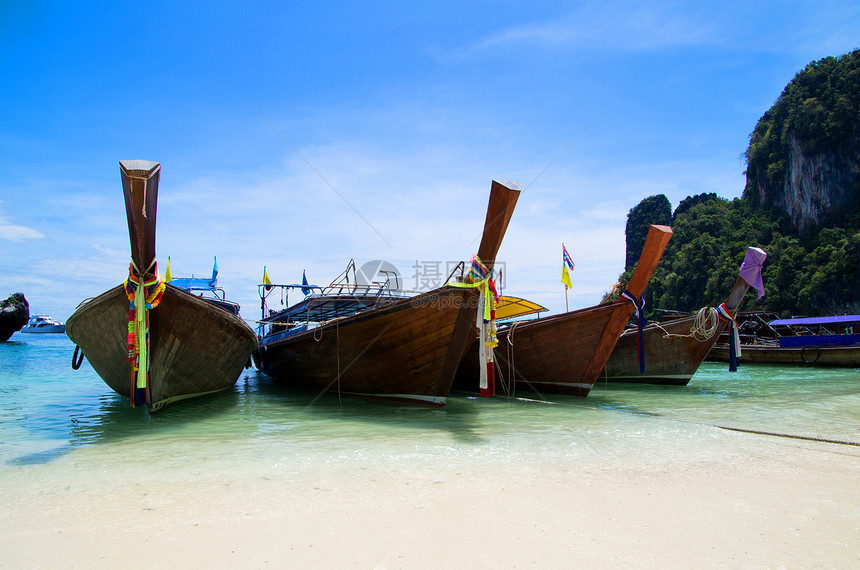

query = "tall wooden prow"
[581, 224, 673, 382]
[441, 181, 521, 387]
[121, 160, 161, 279]
[475, 180, 521, 275]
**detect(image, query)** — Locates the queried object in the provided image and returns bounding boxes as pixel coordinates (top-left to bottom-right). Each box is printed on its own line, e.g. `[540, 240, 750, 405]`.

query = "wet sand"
[2, 434, 858, 568]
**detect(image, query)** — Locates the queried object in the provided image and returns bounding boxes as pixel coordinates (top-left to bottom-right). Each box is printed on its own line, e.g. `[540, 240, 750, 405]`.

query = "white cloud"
[444, 1, 722, 61]
[0, 202, 44, 242]
[440, 0, 860, 65]
[0, 223, 44, 242]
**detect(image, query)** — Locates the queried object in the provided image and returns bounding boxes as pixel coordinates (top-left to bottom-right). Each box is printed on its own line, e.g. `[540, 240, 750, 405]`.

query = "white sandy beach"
[2, 432, 858, 569]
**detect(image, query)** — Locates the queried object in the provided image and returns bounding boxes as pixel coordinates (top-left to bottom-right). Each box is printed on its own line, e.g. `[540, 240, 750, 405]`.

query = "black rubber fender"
[800, 345, 821, 364]
[71, 345, 85, 370]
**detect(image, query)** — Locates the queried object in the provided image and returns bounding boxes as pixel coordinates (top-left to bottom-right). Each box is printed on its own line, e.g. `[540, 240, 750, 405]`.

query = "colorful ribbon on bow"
[716, 302, 741, 372]
[448, 255, 499, 396]
[123, 261, 166, 407]
[621, 289, 646, 374]
[467, 255, 489, 283]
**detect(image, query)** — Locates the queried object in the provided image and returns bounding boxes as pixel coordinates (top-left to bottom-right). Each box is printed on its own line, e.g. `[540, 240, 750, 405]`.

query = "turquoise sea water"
[1, 332, 858, 477]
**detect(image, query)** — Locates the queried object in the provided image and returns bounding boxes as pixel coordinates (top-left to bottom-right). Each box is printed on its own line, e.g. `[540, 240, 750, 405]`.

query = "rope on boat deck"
[651, 306, 721, 342]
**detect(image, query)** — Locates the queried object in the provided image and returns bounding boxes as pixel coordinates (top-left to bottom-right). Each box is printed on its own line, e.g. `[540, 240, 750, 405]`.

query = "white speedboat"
[21, 315, 66, 333]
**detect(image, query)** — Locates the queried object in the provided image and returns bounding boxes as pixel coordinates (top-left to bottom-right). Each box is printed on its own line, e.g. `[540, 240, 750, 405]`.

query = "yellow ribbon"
[134, 278, 148, 389]
[446, 277, 494, 322]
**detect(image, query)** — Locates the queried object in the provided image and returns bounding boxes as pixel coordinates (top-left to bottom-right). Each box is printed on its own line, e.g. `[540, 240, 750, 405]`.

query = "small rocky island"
[0, 293, 30, 341]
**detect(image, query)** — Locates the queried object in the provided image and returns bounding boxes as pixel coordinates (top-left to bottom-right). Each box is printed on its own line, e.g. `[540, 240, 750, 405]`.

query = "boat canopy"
[168, 256, 220, 293]
[169, 277, 215, 291]
[495, 296, 547, 320]
[768, 315, 860, 327]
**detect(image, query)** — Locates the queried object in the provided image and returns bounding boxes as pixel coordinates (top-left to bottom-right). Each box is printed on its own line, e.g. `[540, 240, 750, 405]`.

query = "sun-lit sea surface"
[1, 332, 858, 483]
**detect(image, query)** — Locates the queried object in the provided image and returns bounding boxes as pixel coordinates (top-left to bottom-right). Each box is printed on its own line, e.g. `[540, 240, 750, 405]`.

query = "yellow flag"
[561, 262, 572, 289]
[263, 267, 273, 290]
[164, 257, 172, 282]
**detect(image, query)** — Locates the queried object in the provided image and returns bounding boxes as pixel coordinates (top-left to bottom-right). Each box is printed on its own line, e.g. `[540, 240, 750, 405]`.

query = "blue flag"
[301, 270, 311, 295]
[211, 257, 219, 283]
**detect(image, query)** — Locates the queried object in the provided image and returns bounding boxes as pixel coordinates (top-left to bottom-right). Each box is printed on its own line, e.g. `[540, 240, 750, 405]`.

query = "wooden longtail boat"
[254, 180, 521, 406]
[66, 160, 257, 412]
[456, 224, 672, 397]
[707, 313, 860, 367]
[602, 246, 767, 385]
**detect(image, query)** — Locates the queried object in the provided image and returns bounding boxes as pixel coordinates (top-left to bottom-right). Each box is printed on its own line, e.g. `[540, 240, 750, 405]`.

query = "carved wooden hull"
[67, 284, 258, 411]
[602, 315, 727, 385]
[456, 225, 673, 397]
[482, 300, 638, 397]
[707, 344, 860, 367]
[603, 273, 755, 386]
[257, 287, 480, 405]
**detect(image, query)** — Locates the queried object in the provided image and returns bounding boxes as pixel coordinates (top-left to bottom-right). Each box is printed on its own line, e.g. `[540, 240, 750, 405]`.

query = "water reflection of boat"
[21, 315, 66, 334]
[66, 160, 258, 412]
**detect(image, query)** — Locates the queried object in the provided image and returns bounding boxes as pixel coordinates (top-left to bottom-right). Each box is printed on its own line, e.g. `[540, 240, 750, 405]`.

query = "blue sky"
[2, 1, 858, 322]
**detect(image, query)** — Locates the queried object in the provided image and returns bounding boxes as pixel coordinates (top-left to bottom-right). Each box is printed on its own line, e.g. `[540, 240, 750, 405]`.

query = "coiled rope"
[650, 307, 721, 342]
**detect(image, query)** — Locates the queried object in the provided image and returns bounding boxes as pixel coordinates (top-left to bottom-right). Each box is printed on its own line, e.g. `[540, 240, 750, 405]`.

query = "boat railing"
[257, 283, 325, 314]
[444, 261, 466, 284]
[321, 259, 403, 298]
[184, 284, 229, 301]
[321, 281, 391, 297]
[379, 269, 400, 292]
[321, 258, 359, 295]
[257, 258, 445, 339]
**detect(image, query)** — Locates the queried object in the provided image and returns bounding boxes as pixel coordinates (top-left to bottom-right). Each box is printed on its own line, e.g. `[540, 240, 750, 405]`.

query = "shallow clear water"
[1, 333, 858, 478]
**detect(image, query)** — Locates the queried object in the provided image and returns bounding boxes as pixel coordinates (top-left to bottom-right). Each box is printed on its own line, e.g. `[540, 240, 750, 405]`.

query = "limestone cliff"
[765, 130, 860, 232]
[743, 50, 860, 232]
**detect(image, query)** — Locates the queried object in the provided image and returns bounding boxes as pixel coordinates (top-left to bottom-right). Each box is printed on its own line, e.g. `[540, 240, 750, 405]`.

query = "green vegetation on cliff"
[617, 50, 860, 318]
[744, 49, 860, 222]
[620, 194, 860, 318]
